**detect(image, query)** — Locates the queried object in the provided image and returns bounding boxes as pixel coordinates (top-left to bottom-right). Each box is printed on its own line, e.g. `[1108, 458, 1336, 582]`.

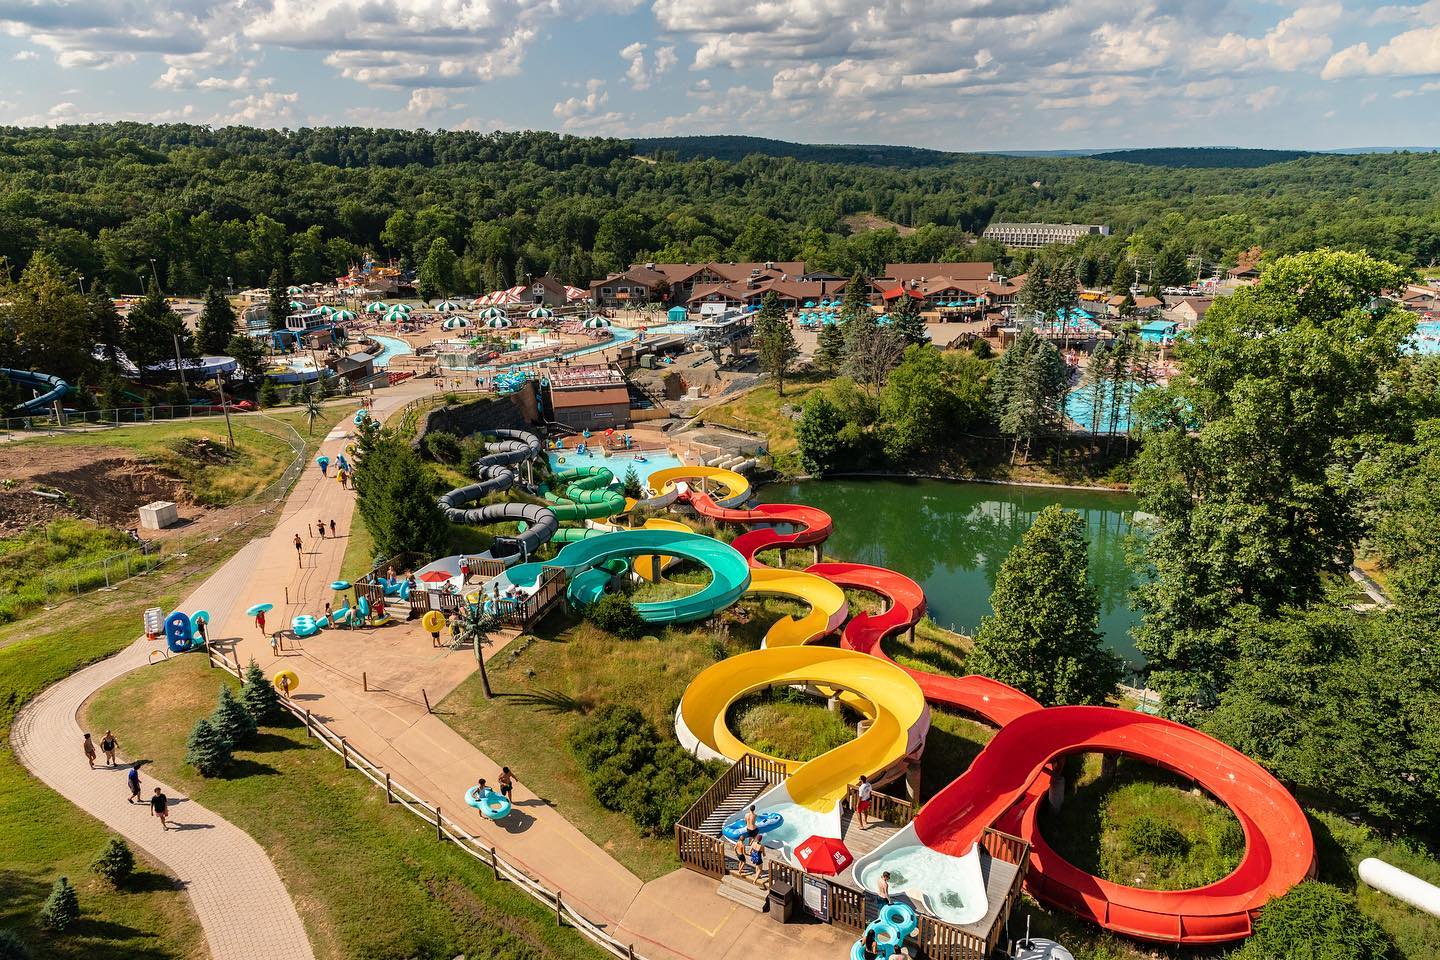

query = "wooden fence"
[843, 783, 916, 827]
[675, 753, 790, 880]
[205, 648, 647, 960]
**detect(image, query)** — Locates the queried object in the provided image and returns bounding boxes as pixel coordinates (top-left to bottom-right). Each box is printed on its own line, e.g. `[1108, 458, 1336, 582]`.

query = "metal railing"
[205, 648, 648, 960]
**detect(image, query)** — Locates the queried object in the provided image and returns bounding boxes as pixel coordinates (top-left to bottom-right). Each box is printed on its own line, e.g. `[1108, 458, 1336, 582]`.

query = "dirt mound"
[0, 444, 192, 535]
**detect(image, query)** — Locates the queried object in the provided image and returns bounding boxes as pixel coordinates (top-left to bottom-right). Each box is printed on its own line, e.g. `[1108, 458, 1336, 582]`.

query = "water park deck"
[677, 755, 1030, 959]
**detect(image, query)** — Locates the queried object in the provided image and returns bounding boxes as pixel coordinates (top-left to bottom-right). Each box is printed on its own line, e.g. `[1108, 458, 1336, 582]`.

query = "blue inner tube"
[865, 921, 901, 953]
[465, 786, 512, 820]
[722, 811, 783, 841]
[164, 611, 194, 652]
[879, 902, 917, 937]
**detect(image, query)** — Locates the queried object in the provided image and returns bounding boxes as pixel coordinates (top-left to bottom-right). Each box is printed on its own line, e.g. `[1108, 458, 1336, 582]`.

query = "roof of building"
[1171, 296, 1214, 315]
[549, 386, 631, 408]
[880, 262, 996, 283]
[589, 266, 669, 290]
[1141, 319, 1179, 332]
[1133, 296, 1163, 309]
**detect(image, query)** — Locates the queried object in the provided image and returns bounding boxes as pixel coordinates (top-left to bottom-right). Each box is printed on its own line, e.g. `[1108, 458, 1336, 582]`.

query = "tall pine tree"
[124, 281, 190, 385]
[889, 293, 928, 346]
[753, 292, 798, 396]
[197, 285, 237, 355]
[968, 505, 1122, 706]
[266, 269, 290, 333]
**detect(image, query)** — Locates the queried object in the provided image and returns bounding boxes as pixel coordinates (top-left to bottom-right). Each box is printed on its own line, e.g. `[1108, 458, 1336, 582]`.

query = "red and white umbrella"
[793, 835, 853, 875]
[418, 571, 452, 583]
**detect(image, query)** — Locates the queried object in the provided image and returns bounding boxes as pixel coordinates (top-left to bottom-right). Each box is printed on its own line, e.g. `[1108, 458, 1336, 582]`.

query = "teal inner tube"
[466, 786, 513, 820]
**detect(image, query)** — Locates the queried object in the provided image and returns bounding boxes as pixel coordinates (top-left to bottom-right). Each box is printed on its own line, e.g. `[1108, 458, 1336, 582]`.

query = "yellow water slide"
[678, 646, 928, 812]
[745, 567, 849, 649]
[633, 516, 695, 581]
[646, 465, 750, 505]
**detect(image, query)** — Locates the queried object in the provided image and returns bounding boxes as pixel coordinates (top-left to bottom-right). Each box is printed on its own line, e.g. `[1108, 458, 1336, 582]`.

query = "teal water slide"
[1, 367, 71, 413]
[504, 530, 752, 623]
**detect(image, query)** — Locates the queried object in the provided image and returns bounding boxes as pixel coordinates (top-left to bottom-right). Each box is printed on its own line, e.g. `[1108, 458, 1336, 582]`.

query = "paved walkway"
[11, 538, 316, 960]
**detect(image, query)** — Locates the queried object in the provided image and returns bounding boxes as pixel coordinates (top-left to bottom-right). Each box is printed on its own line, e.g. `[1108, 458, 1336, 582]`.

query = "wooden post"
[385, 772, 393, 802]
[363, 671, 368, 691]
[435, 806, 443, 841]
[341, 738, 349, 769]
[489, 846, 500, 882]
[304, 708, 312, 736]
[628, 944, 636, 960]
[422, 688, 431, 713]
[555, 891, 563, 927]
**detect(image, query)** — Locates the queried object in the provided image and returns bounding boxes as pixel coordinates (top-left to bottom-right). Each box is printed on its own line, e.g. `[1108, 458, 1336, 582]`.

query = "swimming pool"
[546, 449, 685, 490]
[369, 334, 413, 368]
[1065, 383, 1140, 434]
[1407, 320, 1440, 355]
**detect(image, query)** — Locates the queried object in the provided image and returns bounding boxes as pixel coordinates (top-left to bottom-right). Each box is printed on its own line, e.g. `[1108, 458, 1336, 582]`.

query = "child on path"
[100, 730, 118, 767]
[150, 787, 170, 830]
[746, 838, 765, 882]
[498, 767, 514, 801]
[270, 632, 280, 656]
[82, 733, 96, 769]
[127, 763, 142, 804]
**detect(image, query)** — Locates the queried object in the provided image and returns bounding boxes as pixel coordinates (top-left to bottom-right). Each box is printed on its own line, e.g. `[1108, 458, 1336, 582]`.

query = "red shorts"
[857, 799, 871, 812]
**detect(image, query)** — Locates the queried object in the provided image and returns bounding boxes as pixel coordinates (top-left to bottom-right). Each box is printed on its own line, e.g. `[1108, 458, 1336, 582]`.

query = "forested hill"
[631, 135, 958, 168]
[1092, 147, 1319, 168]
[0, 123, 1437, 299]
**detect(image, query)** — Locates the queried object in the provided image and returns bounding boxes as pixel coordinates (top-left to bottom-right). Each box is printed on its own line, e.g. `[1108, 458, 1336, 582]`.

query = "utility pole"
[173, 333, 188, 397]
[215, 371, 236, 450]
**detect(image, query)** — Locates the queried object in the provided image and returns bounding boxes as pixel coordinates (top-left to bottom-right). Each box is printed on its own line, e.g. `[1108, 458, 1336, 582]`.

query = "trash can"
[768, 877, 797, 923]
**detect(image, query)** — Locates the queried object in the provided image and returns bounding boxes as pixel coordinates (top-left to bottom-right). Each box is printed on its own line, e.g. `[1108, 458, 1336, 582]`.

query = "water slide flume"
[1, 367, 71, 413]
[436, 428, 557, 557]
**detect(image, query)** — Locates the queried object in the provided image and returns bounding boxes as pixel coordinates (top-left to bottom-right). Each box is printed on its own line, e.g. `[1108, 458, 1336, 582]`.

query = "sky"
[0, 0, 1437, 151]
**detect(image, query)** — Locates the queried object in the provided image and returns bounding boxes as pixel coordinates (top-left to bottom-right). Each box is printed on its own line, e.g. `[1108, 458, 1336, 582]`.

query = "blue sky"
[0, 0, 1436, 150]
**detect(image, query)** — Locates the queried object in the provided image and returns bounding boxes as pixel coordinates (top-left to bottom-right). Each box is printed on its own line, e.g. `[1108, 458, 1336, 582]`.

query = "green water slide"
[544, 466, 628, 522]
[504, 530, 751, 623]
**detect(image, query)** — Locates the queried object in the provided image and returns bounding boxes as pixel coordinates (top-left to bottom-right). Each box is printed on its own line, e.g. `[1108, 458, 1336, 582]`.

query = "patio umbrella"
[527, 306, 555, 319]
[485, 315, 513, 328]
[286, 286, 303, 295]
[418, 570, 451, 583]
[803, 300, 816, 308]
[365, 301, 388, 314]
[479, 306, 507, 320]
[435, 299, 461, 312]
[442, 316, 471, 329]
[793, 835, 853, 876]
[288, 300, 307, 311]
[331, 309, 356, 322]
[384, 305, 411, 322]
[318, 304, 335, 316]
[245, 602, 273, 616]
[583, 316, 611, 328]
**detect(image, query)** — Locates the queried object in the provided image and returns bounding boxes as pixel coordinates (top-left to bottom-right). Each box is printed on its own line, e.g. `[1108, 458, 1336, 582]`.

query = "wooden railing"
[205, 649, 646, 960]
[913, 915, 990, 960]
[843, 784, 915, 826]
[675, 753, 790, 878]
[674, 825, 729, 880]
[980, 827, 1028, 866]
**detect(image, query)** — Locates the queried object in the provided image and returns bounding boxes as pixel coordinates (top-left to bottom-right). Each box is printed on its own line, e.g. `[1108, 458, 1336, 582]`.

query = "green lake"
[758, 477, 1144, 671]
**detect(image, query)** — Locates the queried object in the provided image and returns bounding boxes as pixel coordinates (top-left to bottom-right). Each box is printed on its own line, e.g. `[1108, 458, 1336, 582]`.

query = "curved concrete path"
[12, 537, 316, 960]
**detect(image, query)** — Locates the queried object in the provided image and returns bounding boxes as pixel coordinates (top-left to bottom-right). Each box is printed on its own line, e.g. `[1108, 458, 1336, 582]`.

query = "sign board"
[801, 874, 830, 922]
[143, 607, 163, 639]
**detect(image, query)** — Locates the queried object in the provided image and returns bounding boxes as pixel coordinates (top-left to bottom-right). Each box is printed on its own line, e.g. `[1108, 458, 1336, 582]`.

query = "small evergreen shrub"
[1233, 881, 1394, 960]
[90, 838, 135, 886]
[185, 717, 233, 777]
[423, 430, 462, 464]
[585, 593, 645, 640]
[1120, 814, 1192, 859]
[211, 684, 257, 747]
[37, 877, 78, 932]
[0, 928, 31, 959]
[240, 659, 282, 723]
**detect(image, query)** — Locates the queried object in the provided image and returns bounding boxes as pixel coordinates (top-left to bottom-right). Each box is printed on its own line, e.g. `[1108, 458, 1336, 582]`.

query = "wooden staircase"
[716, 874, 769, 913]
[697, 776, 768, 836]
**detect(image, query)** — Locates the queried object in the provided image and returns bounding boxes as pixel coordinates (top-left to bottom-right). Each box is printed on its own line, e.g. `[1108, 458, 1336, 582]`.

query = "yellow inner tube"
[272, 669, 300, 694]
[421, 610, 446, 632]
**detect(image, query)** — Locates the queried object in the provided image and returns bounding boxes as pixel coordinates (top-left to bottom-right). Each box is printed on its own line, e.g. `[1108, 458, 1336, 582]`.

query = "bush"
[185, 716, 233, 777]
[211, 684, 257, 747]
[585, 593, 645, 640]
[969, 338, 993, 359]
[37, 877, 78, 932]
[90, 837, 135, 886]
[458, 436, 489, 468]
[258, 380, 281, 408]
[1120, 814, 1191, 859]
[240, 659, 282, 723]
[1233, 881, 1394, 960]
[423, 430, 463, 464]
[569, 705, 716, 835]
[0, 928, 30, 959]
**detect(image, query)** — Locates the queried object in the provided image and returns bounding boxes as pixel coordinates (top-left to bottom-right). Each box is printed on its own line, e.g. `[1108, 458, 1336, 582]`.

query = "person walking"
[270, 632, 280, 656]
[746, 837, 765, 883]
[100, 730, 119, 767]
[293, 533, 304, 567]
[150, 787, 170, 830]
[329, 519, 337, 537]
[127, 762, 142, 804]
[497, 766, 514, 802]
[256, 608, 268, 637]
[744, 804, 758, 842]
[82, 733, 97, 769]
[856, 774, 873, 830]
[316, 519, 326, 539]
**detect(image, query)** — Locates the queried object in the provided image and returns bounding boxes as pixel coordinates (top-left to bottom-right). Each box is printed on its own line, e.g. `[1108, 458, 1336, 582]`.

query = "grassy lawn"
[84, 654, 605, 960]
[0, 601, 203, 960]
[729, 689, 856, 763]
[695, 373, 834, 466]
[0, 520, 141, 624]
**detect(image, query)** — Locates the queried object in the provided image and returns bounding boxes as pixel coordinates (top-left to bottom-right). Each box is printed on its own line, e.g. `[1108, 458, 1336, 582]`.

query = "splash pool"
[856, 843, 987, 925]
[546, 449, 685, 490]
[369, 334, 413, 367]
[1407, 320, 1440, 355]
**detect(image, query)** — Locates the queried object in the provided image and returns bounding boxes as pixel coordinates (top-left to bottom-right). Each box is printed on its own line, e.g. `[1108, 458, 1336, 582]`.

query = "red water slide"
[698, 501, 1315, 943]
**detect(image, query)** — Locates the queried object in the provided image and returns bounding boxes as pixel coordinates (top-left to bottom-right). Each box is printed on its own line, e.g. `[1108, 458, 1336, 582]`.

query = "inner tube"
[291, 615, 320, 638]
[879, 902, 917, 938]
[272, 669, 300, 694]
[465, 786, 513, 820]
[722, 811, 784, 841]
[421, 610, 445, 633]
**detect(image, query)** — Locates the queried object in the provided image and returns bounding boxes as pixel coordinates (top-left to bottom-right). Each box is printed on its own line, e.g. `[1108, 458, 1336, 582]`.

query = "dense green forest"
[1090, 147, 1319, 168]
[630, 135, 960, 167]
[0, 123, 1438, 300]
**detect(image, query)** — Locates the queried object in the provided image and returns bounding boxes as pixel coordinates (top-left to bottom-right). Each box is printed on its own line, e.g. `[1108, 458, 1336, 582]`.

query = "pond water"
[758, 478, 1144, 670]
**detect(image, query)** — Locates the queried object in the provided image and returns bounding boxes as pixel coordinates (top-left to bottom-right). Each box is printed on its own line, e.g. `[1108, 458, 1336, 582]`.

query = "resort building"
[545, 364, 632, 429]
[981, 222, 1111, 248]
[868, 263, 1023, 315]
[1167, 296, 1214, 327]
[591, 261, 807, 306]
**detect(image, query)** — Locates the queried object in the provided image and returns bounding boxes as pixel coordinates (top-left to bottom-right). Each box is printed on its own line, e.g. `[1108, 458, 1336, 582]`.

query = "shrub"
[185, 716, 233, 777]
[211, 684, 257, 747]
[240, 659, 282, 723]
[258, 380, 281, 408]
[585, 593, 645, 640]
[622, 465, 642, 499]
[969, 338, 994, 359]
[423, 430, 462, 464]
[90, 837, 135, 886]
[569, 705, 716, 835]
[1233, 881, 1394, 960]
[1120, 814, 1191, 859]
[0, 928, 30, 959]
[37, 877, 78, 932]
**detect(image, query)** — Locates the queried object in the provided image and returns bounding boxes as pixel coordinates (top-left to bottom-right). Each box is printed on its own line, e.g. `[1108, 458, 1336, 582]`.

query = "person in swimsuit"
[100, 730, 119, 767]
[856, 774, 873, 829]
[744, 804, 758, 841]
[498, 767, 514, 801]
[82, 733, 96, 769]
[293, 534, 303, 567]
[150, 787, 170, 830]
[746, 838, 765, 881]
[127, 762, 142, 804]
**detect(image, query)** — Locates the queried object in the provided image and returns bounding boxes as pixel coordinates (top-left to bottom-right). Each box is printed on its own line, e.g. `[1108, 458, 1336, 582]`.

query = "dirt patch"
[842, 212, 916, 236]
[0, 443, 195, 535]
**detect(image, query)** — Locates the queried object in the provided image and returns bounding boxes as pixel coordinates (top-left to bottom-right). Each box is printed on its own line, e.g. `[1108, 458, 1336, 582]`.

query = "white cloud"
[12, 50, 36, 61]
[219, 90, 300, 126]
[1323, 25, 1440, 78]
[553, 79, 608, 122]
[619, 41, 677, 90]
[1244, 84, 1284, 111]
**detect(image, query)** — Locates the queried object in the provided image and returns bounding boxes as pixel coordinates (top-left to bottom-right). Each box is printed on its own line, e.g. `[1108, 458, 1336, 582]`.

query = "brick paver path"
[12, 538, 316, 960]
